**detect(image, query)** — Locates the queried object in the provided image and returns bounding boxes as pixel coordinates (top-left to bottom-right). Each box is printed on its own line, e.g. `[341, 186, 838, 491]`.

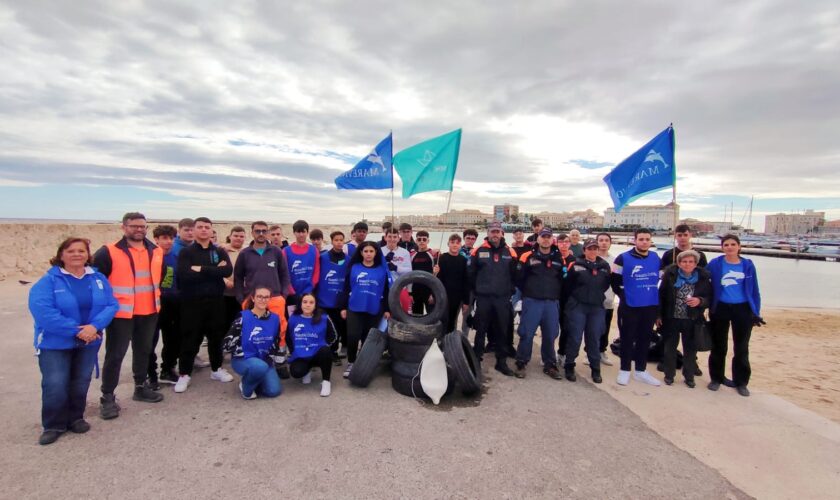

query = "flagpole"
[435, 190, 454, 266]
[670, 123, 678, 263]
[390, 129, 395, 225]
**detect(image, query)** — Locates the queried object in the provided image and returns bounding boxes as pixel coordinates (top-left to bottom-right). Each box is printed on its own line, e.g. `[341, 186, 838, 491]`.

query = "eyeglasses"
[126, 225, 147, 230]
[416, 237, 428, 242]
[254, 229, 268, 234]
[254, 295, 271, 300]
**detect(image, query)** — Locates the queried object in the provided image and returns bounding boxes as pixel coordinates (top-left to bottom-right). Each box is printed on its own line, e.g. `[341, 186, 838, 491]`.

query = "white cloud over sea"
[1, 0, 838, 230]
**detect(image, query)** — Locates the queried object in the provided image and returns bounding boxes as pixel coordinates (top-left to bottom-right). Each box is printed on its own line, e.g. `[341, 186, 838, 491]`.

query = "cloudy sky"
[1, 0, 838, 231]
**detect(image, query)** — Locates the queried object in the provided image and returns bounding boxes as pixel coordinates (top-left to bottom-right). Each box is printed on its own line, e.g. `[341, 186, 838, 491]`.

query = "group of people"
[28, 213, 762, 446]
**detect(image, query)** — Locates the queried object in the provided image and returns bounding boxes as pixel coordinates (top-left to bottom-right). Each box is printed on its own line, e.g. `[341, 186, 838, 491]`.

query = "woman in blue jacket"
[223, 286, 282, 399]
[340, 241, 390, 380]
[287, 294, 337, 397]
[707, 234, 763, 397]
[28, 238, 119, 445]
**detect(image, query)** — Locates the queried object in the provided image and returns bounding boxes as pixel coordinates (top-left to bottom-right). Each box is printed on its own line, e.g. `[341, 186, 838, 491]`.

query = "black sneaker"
[495, 361, 514, 377]
[737, 385, 751, 397]
[543, 365, 562, 380]
[69, 419, 91, 434]
[664, 377, 674, 385]
[565, 368, 577, 382]
[656, 362, 664, 373]
[591, 369, 602, 384]
[100, 393, 120, 420]
[694, 367, 703, 376]
[133, 384, 164, 403]
[147, 374, 160, 391]
[514, 362, 526, 379]
[707, 381, 721, 391]
[39, 430, 63, 445]
[159, 370, 179, 385]
[723, 378, 736, 388]
[685, 379, 696, 388]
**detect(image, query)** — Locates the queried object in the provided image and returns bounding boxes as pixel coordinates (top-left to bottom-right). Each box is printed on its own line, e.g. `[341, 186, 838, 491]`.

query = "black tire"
[443, 331, 482, 395]
[391, 372, 428, 399]
[388, 338, 432, 364]
[387, 318, 443, 344]
[348, 328, 388, 387]
[387, 271, 448, 325]
[391, 360, 421, 379]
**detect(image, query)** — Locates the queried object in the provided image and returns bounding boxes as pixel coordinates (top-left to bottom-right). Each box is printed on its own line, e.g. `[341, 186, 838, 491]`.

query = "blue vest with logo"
[348, 263, 387, 315]
[284, 244, 317, 295]
[620, 250, 660, 307]
[316, 252, 347, 308]
[240, 312, 280, 361]
[287, 315, 329, 362]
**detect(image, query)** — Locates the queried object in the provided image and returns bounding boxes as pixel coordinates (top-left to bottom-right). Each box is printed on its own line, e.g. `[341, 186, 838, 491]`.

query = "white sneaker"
[343, 363, 353, 379]
[320, 381, 331, 397]
[210, 368, 234, 383]
[302, 372, 312, 385]
[239, 382, 257, 400]
[194, 356, 210, 368]
[174, 375, 191, 393]
[633, 370, 661, 386]
[600, 352, 614, 366]
[513, 300, 522, 313]
[616, 370, 631, 386]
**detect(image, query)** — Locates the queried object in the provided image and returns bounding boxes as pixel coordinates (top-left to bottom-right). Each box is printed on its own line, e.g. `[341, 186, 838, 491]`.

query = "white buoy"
[420, 341, 448, 405]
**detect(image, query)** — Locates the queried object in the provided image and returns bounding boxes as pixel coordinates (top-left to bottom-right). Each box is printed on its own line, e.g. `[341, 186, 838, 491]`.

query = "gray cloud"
[1, 0, 838, 224]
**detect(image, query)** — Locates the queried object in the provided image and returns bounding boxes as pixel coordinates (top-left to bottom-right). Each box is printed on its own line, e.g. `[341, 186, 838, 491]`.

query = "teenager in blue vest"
[707, 234, 763, 397]
[344, 221, 369, 258]
[28, 238, 119, 445]
[611, 228, 662, 387]
[287, 294, 338, 397]
[223, 287, 282, 399]
[316, 230, 348, 365]
[283, 219, 320, 313]
[340, 241, 391, 379]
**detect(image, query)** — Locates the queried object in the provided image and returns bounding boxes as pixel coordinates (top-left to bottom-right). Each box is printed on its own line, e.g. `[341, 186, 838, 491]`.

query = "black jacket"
[659, 265, 712, 321]
[177, 242, 232, 299]
[516, 246, 564, 300]
[566, 257, 611, 307]
[468, 238, 517, 298]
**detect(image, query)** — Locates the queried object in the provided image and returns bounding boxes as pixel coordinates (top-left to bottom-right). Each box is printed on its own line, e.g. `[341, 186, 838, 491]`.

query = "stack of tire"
[385, 271, 483, 398]
[347, 271, 483, 398]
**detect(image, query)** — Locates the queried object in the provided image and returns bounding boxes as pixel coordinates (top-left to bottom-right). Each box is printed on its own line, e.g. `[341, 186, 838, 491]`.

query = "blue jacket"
[707, 256, 761, 316]
[28, 266, 119, 351]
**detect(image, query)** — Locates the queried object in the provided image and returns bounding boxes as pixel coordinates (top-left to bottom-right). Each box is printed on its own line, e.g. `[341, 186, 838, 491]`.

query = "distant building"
[569, 209, 604, 229]
[439, 209, 493, 225]
[493, 204, 519, 221]
[680, 218, 715, 233]
[765, 210, 825, 235]
[532, 211, 572, 228]
[384, 214, 439, 226]
[604, 202, 679, 231]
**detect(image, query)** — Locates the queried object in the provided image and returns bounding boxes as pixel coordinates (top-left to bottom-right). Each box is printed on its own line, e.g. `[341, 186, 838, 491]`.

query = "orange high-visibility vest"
[106, 243, 163, 318]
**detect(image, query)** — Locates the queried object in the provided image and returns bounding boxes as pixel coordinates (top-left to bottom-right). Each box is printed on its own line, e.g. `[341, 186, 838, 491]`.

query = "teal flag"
[393, 129, 461, 198]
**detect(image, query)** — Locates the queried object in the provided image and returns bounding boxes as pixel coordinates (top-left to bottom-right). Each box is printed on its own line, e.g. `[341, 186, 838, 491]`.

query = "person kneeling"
[287, 294, 337, 397]
[223, 287, 283, 399]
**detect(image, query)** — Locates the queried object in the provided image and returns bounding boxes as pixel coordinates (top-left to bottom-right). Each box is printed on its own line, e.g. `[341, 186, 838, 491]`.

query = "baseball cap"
[538, 228, 553, 237]
[584, 238, 598, 249]
[487, 221, 503, 231]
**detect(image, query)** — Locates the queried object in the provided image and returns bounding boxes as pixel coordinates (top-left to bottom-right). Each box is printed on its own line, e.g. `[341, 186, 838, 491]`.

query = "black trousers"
[662, 318, 697, 381]
[585, 307, 614, 354]
[149, 295, 181, 377]
[346, 310, 382, 363]
[445, 296, 462, 333]
[179, 297, 226, 375]
[709, 302, 753, 386]
[323, 307, 347, 353]
[289, 346, 333, 381]
[101, 314, 158, 394]
[411, 290, 432, 315]
[223, 296, 242, 334]
[474, 295, 511, 362]
[618, 304, 658, 372]
[556, 295, 570, 356]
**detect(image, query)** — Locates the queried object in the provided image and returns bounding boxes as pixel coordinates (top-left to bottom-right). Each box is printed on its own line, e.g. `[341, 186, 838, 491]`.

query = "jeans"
[39, 346, 99, 431]
[709, 302, 753, 386]
[101, 314, 158, 394]
[231, 357, 282, 398]
[564, 302, 605, 371]
[515, 298, 559, 367]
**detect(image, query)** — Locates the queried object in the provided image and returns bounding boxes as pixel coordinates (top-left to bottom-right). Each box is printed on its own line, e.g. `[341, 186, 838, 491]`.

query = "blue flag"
[603, 126, 675, 213]
[335, 133, 393, 190]
[393, 129, 461, 198]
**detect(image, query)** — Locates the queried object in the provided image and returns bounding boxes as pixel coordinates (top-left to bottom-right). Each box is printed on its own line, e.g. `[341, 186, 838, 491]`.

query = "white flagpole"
[390, 130, 395, 225]
[435, 190, 454, 265]
[671, 123, 678, 263]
